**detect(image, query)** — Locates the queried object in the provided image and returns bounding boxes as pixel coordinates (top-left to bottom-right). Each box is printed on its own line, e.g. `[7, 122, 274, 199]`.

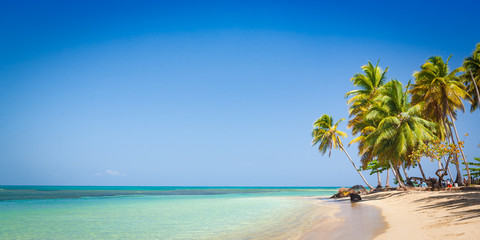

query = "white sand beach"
[362, 190, 480, 240]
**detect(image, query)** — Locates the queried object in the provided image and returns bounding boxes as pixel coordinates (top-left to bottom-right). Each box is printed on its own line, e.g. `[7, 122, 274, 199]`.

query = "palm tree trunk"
[443, 156, 454, 182]
[395, 166, 406, 187]
[448, 112, 471, 185]
[437, 159, 452, 186]
[389, 161, 397, 179]
[385, 169, 390, 187]
[444, 121, 464, 186]
[389, 161, 406, 187]
[401, 165, 410, 179]
[377, 172, 382, 188]
[454, 159, 463, 185]
[340, 145, 374, 190]
[470, 70, 480, 106]
[417, 162, 427, 182]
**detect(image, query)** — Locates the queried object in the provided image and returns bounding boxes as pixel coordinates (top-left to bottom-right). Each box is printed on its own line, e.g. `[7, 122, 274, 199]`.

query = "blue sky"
[1, 0, 479, 186]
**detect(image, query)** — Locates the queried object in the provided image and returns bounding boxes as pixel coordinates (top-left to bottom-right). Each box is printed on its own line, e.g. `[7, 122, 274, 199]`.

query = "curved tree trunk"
[340, 145, 374, 189]
[443, 156, 454, 182]
[377, 172, 382, 188]
[470, 70, 480, 107]
[454, 160, 463, 185]
[389, 161, 406, 187]
[444, 122, 464, 186]
[448, 112, 471, 185]
[385, 169, 390, 187]
[401, 165, 410, 180]
[450, 152, 463, 186]
[389, 161, 398, 182]
[417, 162, 427, 182]
[395, 166, 406, 187]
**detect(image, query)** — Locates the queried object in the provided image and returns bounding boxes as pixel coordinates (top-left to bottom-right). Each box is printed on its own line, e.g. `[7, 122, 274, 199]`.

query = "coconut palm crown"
[364, 80, 439, 165]
[410, 55, 471, 185]
[312, 115, 347, 156]
[461, 43, 480, 112]
[410, 56, 467, 130]
[312, 114, 374, 189]
[345, 61, 389, 134]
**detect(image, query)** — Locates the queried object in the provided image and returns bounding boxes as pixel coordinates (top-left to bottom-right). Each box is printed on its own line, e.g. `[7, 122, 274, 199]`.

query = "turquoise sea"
[0, 186, 340, 239]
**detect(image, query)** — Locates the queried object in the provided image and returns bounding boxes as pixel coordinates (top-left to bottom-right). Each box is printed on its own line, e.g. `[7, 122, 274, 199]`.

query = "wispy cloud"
[106, 169, 124, 176]
[94, 172, 102, 176]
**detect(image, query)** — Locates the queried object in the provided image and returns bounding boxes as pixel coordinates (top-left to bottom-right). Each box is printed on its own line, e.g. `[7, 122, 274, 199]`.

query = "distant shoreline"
[0, 186, 339, 201]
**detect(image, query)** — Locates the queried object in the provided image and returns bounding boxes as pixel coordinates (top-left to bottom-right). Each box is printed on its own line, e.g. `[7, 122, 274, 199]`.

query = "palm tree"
[465, 157, 480, 179]
[364, 80, 439, 187]
[385, 169, 391, 187]
[312, 114, 373, 189]
[345, 61, 389, 133]
[345, 61, 388, 186]
[365, 159, 389, 188]
[410, 56, 471, 185]
[461, 43, 480, 112]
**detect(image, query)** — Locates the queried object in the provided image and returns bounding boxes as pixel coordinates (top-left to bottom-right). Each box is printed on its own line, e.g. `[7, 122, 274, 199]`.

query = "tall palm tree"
[461, 43, 480, 112]
[410, 56, 471, 185]
[312, 114, 373, 189]
[364, 80, 439, 187]
[345, 61, 388, 185]
[345, 61, 389, 134]
[385, 169, 391, 187]
[410, 56, 465, 127]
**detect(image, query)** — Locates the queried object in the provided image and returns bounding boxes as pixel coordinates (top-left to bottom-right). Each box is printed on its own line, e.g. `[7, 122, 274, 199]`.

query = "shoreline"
[361, 190, 480, 239]
[299, 197, 386, 240]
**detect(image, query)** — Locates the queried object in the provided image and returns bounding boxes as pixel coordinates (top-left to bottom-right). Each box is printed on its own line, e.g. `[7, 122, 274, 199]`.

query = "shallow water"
[0, 186, 339, 239]
[302, 200, 387, 240]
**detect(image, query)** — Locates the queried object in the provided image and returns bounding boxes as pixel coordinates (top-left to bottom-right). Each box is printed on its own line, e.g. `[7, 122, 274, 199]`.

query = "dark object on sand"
[331, 185, 368, 199]
[406, 176, 429, 188]
[350, 193, 362, 202]
[406, 179, 414, 187]
[350, 185, 368, 194]
[435, 169, 448, 189]
[330, 187, 351, 198]
[426, 178, 439, 190]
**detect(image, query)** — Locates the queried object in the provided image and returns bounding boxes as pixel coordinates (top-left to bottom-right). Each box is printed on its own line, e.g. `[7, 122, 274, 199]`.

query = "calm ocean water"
[0, 186, 339, 239]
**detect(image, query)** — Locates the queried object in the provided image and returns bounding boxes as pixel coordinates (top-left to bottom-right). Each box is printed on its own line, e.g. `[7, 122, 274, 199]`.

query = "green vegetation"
[410, 55, 471, 185]
[364, 159, 389, 188]
[461, 43, 480, 112]
[312, 43, 480, 188]
[465, 157, 480, 179]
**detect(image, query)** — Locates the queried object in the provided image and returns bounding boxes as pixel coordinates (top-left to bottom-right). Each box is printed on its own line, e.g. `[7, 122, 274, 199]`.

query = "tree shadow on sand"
[413, 192, 480, 221]
[362, 192, 405, 201]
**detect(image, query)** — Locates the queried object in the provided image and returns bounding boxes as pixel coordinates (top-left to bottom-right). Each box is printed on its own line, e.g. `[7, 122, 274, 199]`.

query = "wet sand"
[301, 198, 386, 240]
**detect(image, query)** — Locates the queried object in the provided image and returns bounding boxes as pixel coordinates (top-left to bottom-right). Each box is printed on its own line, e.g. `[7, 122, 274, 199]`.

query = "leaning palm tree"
[312, 114, 374, 189]
[345, 61, 388, 185]
[364, 80, 439, 187]
[410, 55, 471, 185]
[461, 43, 480, 112]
